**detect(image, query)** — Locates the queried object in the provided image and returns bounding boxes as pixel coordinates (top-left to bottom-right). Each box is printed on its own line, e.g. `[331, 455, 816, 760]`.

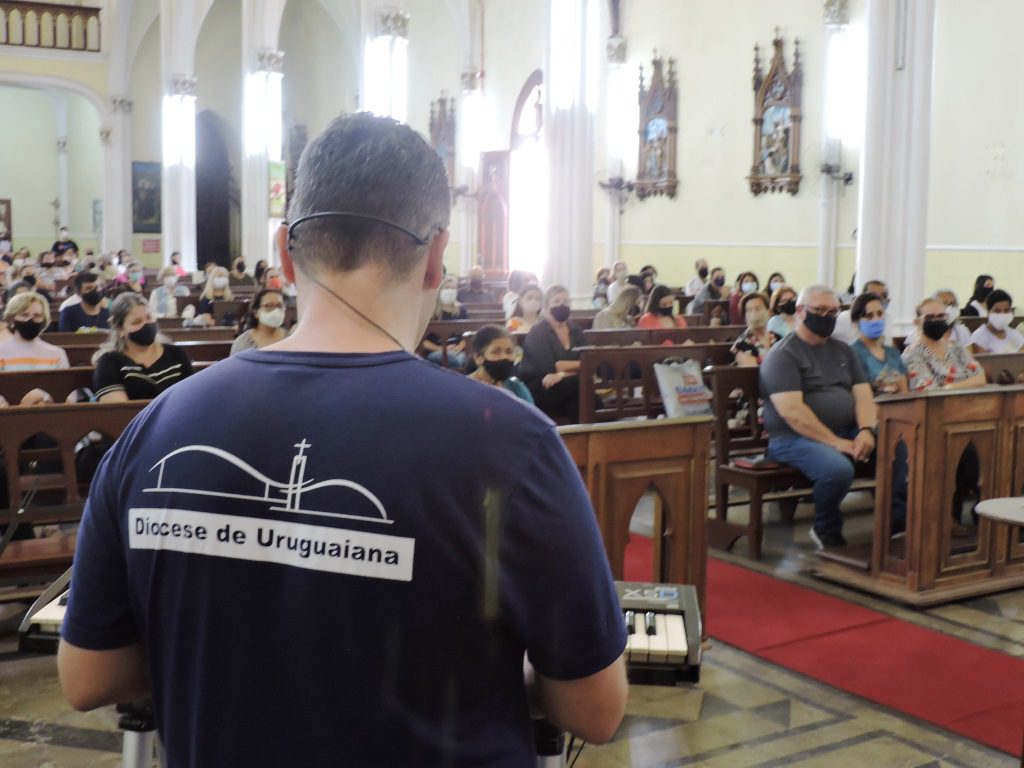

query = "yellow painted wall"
[0, 53, 107, 98]
[130, 19, 162, 164]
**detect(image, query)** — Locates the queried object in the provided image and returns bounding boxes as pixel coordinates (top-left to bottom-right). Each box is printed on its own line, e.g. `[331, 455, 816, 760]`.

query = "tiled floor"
[1, 492, 1021, 766]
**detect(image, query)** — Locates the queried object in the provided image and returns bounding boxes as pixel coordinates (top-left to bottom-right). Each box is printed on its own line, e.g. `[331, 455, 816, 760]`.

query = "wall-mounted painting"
[748, 32, 803, 196]
[0, 199, 11, 239]
[636, 53, 678, 200]
[132, 161, 161, 233]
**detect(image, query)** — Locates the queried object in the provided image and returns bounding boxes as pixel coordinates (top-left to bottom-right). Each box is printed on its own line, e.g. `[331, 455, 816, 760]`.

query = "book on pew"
[732, 454, 783, 470]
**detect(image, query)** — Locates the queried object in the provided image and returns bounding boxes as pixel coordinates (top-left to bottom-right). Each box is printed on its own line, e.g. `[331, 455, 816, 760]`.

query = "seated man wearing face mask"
[58, 113, 627, 768]
[59, 272, 109, 332]
[760, 284, 898, 549]
[456, 264, 491, 303]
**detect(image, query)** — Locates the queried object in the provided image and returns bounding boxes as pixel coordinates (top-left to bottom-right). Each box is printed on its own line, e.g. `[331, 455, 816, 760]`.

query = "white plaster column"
[161, 74, 199, 271]
[602, 31, 628, 269]
[242, 0, 288, 267]
[102, 96, 133, 252]
[51, 92, 70, 231]
[817, 0, 848, 289]
[159, 0, 203, 270]
[544, 0, 599, 297]
[856, 0, 936, 332]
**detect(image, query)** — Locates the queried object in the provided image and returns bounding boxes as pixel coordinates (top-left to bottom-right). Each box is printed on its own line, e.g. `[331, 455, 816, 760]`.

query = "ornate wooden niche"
[636, 53, 678, 200]
[748, 32, 803, 196]
[429, 93, 457, 185]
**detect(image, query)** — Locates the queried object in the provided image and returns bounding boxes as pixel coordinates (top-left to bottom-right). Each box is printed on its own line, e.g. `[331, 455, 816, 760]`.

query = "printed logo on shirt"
[129, 440, 414, 581]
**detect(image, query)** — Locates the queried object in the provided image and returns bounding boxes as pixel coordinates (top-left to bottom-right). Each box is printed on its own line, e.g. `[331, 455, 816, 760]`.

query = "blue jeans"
[767, 429, 908, 538]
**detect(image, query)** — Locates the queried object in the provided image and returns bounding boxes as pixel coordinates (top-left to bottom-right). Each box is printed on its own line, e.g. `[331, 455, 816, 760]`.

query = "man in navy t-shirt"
[58, 113, 627, 767]
[58, 271, 109, 332]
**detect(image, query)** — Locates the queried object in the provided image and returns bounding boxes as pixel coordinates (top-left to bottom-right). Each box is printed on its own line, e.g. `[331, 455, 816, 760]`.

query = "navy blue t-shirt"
[62, 349, 626, 768]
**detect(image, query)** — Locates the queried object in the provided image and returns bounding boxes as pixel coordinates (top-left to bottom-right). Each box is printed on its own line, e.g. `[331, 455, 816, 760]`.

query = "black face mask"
[236, 262, 246, 272]
[23, 275, 37, 287]
[549, 304, 571, 323]
[483, 358, 515, 382]
[698, 267, 709, 279]
[470, 279, 483, 291]
[779, 299, 797, 315]
[712, 276, 726, 288]
[128, 322, 158, 346]
[974, 285, 993, 303]
[803, 311, 837, 339]
[657, 305, 674, 316]
[81, 288, 102, 306]
[15, 319, 45, 340]
[922, 318, 949, 341]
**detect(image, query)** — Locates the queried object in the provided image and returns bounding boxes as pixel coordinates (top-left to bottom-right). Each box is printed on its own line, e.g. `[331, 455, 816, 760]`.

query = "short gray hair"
[797, 284, 838, 308]
[288, 113, 451, 279]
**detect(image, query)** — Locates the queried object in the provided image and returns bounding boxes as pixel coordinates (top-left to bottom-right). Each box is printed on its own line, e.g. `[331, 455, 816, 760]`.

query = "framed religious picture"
[748, 31, 803, 196]
[429, 93, 456, 185]
[132, 161, 162, 233]
[635, 53, 678, 200]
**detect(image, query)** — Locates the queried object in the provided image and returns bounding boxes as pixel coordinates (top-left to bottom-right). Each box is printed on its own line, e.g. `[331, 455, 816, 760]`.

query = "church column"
[161, 74, 198, 271]
[816, 0, 849, 289]
[856, 0, 936, 332]
[101, 96, 133, 253]
[241, 0, 288, 267]
[544, 0, 600, 297]
[52, 92, 70, 232]
[601, 5, 629, 270]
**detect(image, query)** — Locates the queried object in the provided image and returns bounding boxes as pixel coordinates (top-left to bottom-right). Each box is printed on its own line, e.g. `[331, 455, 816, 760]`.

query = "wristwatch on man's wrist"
[858, 425, 878, 439]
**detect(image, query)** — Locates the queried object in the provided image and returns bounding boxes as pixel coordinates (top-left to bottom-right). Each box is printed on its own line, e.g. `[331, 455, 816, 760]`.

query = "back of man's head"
[288, 113, 450, 280]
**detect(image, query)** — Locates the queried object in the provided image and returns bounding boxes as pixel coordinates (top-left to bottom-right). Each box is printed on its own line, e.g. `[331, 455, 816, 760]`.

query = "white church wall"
[0, 86, 60, 255]
[130, 17, 163, 257]
[925, 0, 1024, 300]
[67, 91, 103, 248]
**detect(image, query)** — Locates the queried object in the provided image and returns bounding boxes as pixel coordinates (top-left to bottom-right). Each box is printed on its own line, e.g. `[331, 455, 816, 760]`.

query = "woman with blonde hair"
[93, 293, 194, 401]
[148, 265, 190, 318]
[0, 292, 68, 371]
[593, 284, 640, 330]
[195, 265, 234, 326]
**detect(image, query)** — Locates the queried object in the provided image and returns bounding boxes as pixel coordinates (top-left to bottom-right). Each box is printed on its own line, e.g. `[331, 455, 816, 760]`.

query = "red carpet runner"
[624, 535, 1024, 756]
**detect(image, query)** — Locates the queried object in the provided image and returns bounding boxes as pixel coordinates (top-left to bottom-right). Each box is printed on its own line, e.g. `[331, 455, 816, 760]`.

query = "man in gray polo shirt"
[760, 284, 895, 548]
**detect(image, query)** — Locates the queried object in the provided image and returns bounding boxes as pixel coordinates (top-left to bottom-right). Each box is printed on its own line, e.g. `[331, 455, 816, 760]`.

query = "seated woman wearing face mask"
[969, 289, 1023, 354]
[148, 265, 191, 318]
[731, 292, 777, 366]
[849, 292, 908, 395]
[467, 325, 533, 404]
[93, 293, 194, 402]
[195, 266, 235, 326]
[637, 285, 688, 329]
[902, 297, 986, 392]
[767, 285, 798, 339]
[231, 289, 288, 355]
[506, 283, 543, 333]
[0, 292, 69, 372]
[518, 285, 585, 422]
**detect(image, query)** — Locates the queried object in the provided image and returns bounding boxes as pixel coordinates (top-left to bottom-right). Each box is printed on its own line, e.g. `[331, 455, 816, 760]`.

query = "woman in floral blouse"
[731, 292, 778, 366]
[902, 297, 986, 391]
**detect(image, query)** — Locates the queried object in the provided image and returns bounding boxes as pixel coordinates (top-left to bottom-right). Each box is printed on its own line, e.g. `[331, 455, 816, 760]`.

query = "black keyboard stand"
[534, 718, 566, 767]
[117, 701, 157, 767]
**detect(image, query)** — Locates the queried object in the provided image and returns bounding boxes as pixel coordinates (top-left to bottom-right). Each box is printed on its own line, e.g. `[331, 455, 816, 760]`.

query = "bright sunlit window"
[825, 24, 866, 147]
[162, 94, 196, 169]
[363, 34, 408, 123]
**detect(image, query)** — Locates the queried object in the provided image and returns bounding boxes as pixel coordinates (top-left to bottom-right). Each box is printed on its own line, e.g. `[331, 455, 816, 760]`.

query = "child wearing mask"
[468, 325, 533, 404]
[507, 283, 543, 333]
[969, 289, 1023, 354]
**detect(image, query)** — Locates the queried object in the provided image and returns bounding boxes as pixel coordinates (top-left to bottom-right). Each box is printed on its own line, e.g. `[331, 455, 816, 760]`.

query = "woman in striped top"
[0, 292, 69, 372]
[93, 293, 194, 402]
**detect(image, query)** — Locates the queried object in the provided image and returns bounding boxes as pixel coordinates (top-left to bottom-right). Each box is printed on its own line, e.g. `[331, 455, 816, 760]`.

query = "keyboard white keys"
[625, 612, 649, 663]
[32, 592, 67, 632]
[663, 613, 688, 665]
[648, 613, 670, 664]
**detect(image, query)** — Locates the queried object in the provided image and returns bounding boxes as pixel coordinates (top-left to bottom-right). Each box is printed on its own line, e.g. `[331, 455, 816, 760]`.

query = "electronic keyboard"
[615, 581, 701, 684]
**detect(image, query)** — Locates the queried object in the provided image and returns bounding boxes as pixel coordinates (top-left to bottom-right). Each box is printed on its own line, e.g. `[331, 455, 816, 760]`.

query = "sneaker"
[809, 527, 847, 550]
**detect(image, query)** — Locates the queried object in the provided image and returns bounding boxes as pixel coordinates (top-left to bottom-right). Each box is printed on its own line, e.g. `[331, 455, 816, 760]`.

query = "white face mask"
[988, 312, 1013, 331]
[614, 268, 628, 280]
[439, 288, 458, 305]
[259, 307, 285, 329]
[741, 281, 759, 294]
[213, 276, 228, 289]
[944, 305, 959, 325]
[769, 280, 783, 293]
[163, 276, 177, 289]
[520, 298, 542, 314]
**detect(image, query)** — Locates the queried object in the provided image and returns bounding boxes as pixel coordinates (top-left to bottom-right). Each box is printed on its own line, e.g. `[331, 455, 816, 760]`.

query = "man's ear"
[423, 229, 449, 290]
[276, 224, 296, 283]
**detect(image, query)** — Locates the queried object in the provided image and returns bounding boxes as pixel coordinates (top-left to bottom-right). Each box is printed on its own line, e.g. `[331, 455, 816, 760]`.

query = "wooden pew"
[959, 315, 1024, 333]
[814, 384, 1024, 605]
[0, 362, 215, 405]
[583, 326, 745, 347]
[45, 327, 236, 346]
[976, 352, 1024, 385]
[418, 317, 598, 368]
[63, 341, 232, 367]
[559, 416, 712, 632]
[0, 402, 148, 586]
[578, 344, 732, 423]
